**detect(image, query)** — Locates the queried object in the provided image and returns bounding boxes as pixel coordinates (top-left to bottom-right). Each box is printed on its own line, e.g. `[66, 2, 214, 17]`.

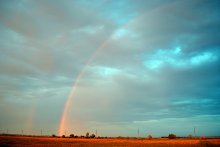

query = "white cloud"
[190, 52, 217, 65]
[144, 59, 163, 70]
[112, 28, 138, 39]
[91, 66, 121, 77]
[143, 47, 218, 70]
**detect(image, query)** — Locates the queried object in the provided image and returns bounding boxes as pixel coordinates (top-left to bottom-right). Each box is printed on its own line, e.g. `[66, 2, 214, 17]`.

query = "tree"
[86, 132, 89, 138]
[69, 134, 74, 138]
[52, 134, 56, 137]
[147, 134, 152, 139]
[62, 135, 65, 138]
[168, 134, 176, 139]
[90, 134, 95, 138]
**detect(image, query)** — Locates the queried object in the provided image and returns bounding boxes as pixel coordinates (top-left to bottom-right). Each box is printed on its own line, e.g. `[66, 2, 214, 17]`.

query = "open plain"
[1, 135, 220, 147]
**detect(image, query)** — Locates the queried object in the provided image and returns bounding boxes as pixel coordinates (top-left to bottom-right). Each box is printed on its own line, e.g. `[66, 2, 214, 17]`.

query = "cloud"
[190, 52, 217, 65]
[0, 0, 220, 136]
[142, 47, 218, 70]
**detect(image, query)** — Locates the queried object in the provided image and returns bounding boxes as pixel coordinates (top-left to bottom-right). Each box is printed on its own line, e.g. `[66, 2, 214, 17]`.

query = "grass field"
[1, 135, 220, 147]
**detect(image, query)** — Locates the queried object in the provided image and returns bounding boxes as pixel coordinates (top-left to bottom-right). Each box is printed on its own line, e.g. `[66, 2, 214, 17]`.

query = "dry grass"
[0, 135, 220, 147]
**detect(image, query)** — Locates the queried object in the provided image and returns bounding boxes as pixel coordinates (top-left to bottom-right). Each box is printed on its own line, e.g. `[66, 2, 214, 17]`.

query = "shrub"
[147, 134, 153, 139]
[168, 134, 176, 139]
[62, 135, 65, 138]
[188, 134, 193, 139]
[117, 136, 123, 139]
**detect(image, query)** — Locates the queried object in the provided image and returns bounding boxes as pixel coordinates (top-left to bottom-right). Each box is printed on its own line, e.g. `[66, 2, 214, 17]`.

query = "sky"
[0, 0, 220, 137]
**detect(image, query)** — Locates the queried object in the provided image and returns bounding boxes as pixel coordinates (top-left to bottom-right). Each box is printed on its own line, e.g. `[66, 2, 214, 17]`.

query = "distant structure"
[137, 128, 139, 138]
[194, 127, 196, 137]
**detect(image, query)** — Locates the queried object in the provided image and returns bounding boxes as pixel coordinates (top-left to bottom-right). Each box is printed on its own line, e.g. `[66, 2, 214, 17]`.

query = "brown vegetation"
[1, 135, 220, 147]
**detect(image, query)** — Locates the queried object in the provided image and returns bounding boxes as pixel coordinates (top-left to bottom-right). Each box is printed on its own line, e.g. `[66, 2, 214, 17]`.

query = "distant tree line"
[51, 132, 203, 139]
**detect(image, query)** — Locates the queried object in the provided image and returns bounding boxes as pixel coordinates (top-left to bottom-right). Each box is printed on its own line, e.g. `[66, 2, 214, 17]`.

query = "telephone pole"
[194, 126, 196, 137]
[137, 128, 139, 138]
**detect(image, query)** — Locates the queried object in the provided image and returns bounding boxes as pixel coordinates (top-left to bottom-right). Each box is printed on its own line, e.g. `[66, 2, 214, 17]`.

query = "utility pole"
[41, 129, 42, 136]
[194, 126, 196, 137]
[21, 129, 23, 135]
[137, 128, 139, 138]
[95, 129, 97, 137]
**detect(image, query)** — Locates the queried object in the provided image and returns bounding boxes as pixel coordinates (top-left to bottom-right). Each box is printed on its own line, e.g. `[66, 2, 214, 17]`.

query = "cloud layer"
[0, 0, 220, 136]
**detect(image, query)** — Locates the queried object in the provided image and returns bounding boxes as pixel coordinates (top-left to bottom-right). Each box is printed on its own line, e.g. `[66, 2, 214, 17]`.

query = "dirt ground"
[1, 135, 220, 147]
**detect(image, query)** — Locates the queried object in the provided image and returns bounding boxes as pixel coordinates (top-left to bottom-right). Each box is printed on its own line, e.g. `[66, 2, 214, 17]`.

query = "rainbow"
[58, 38, 112, 136]
[58, 12, 145, 135]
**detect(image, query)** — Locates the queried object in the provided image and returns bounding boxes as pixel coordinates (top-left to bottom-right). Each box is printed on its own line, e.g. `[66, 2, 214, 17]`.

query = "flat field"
[0, 135, 220, 147]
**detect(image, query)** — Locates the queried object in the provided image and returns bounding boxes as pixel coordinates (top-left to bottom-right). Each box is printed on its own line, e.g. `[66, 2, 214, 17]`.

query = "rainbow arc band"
[57, 9, 155, 135]
[58, 38, 111, 136]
